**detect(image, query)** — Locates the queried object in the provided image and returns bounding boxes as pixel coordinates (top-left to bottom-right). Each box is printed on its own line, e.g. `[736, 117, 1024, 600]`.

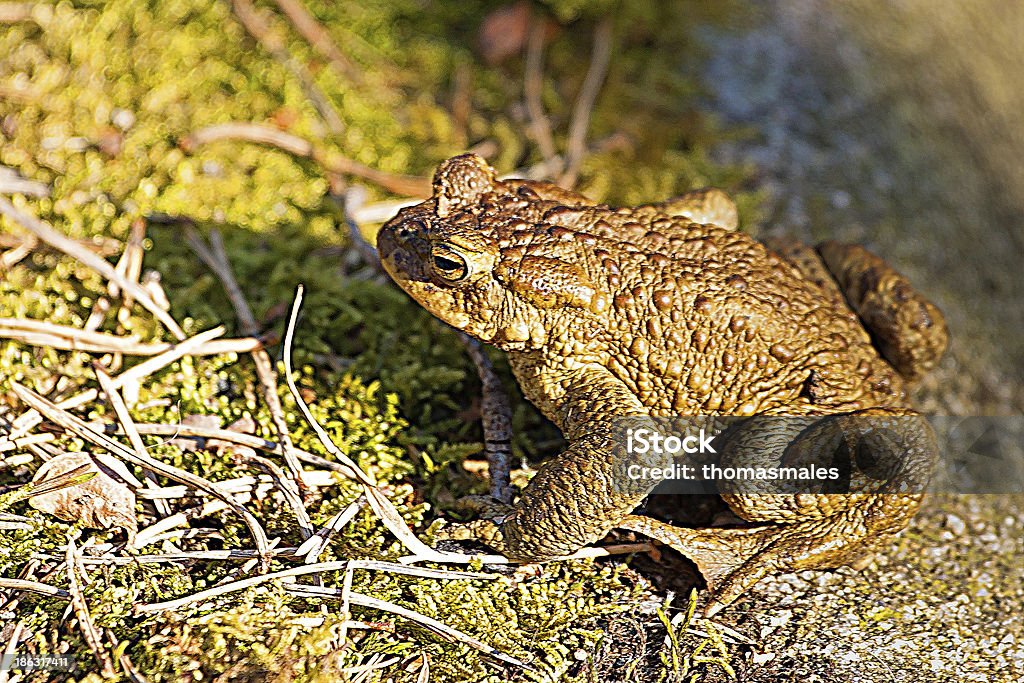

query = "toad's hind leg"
[621, 408, 936, 615]
[817, 241, 948, 381]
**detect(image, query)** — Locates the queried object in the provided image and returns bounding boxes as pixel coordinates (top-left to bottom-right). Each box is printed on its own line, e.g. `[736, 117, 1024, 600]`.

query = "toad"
[377, 154, 947, 614]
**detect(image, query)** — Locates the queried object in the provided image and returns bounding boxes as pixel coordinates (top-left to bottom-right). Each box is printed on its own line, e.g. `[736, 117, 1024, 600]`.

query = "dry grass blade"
[185, 227, 312, 540]
[283, 285, 467, 562]
[9, 326, 226, 439]
[90, 421, 360, 475]
[131, 498, 237, 549]
[94, 366, 171, 517]
[269, 0, 361, 85]
[0, 578, 71, 598]
[336, 653, 401, 678]
[137, 470, 337, 500]
[136, 559, 491, 613]
[111, 218, 147, 327]
[559, 18, 613, 188]
[66, 535, 117, 677]
[295, 496, 365, 562]
[524, 15, 558, 172]
[0, 317, 262, 355]
[396, 541, 651, 565]
[181, 123, 431, 197]
[1, 239, 33, 269]
[0, 196, 186, 340]
[0, 621, 24, 683]
[285, 585, 532, 670]
[51, 549, 297, 565]
[0, 165, 49, 196]
[229, 0, 344, 134]
[10, 381, 271, 559]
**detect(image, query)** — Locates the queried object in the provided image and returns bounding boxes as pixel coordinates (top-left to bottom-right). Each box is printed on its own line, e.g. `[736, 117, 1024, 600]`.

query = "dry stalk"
[180, 123, 431, 197]
[230, 0, 344, 134]
[66, 535, 117, 677]
[0, 317, 264, 355]
[0, 197, 186, 340]
[10, 381, 272, 560]
[184, 227, 313, 541]
[560, 18, 613, 188]
[524, 16, 559, 172]
[269, 0, 361, 85]
[93, 366, 171, 516]
[8, 326, 227, 439]
[0, 578, 70, 598]
[282, 285, 484, 564]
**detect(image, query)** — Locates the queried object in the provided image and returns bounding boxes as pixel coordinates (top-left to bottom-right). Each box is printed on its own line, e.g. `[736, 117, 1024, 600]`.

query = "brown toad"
[377, 154, 947, 614]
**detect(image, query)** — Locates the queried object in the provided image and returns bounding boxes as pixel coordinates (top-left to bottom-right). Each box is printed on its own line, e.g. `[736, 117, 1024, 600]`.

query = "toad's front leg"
[442, 367, 660, 561]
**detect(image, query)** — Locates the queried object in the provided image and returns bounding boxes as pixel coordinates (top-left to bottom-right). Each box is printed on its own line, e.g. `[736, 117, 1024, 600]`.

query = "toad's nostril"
[395, 219, 426, 243]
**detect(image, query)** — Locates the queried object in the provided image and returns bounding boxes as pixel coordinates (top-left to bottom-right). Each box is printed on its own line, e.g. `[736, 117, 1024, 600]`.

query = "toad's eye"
[430, 244, 469, 282]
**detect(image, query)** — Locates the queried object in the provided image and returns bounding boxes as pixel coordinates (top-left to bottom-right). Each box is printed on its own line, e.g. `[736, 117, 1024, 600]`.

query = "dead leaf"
[29, 452, 138, 537]
[478, 1, 532, 65]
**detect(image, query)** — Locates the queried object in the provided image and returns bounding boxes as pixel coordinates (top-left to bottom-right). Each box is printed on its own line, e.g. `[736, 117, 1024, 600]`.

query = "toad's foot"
[434, 495, 514, 554]
[620, 514, 885, 617]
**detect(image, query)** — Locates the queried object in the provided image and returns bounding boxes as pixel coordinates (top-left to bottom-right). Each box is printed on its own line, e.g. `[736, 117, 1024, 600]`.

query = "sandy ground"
[691, 2, 1024, 680]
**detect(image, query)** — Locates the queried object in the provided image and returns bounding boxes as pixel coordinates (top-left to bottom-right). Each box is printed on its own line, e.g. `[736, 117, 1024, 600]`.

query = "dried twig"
[284, 286, 481, 563]
[10, 381, 272, 559]
[284, 585, 532, 670]
[230, 0, 344, 134]
[180, 123, 431, 197]
[559, 18, 613, 188]
[110, 218, 147, 327]
[1, 420, 360, 477]
[0, 239, 33, 269]
[184, 227, 313, 540]
[0, 165, 49, 197]
[39, 549, 297, 565]
[269, 0, 361, 85]
[0, 577, 70, 598]
[524, 16, 559, 172]
[0, 317, 265, 355]
[0, 197, 186, 340]
[0, 621, 24, 683]
[94, 366, 171, 517]
[137, 556, 527, 669]
[295, 496, 365, 562]
[8, 326, 227, 439]
[66, 535, 117, 677]
[131, 498, 239, 549]
[136, 559, 492, 613]
[0, 231, 121, 254]
[397, 541, 654, 566]
[137, 470, 338, 500]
